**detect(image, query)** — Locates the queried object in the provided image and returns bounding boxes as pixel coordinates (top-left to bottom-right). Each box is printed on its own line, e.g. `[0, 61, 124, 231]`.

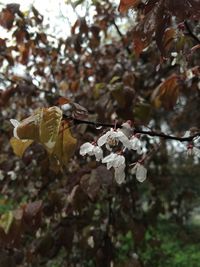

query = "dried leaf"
[162, 27, 176, 53]
[166, 0, 200, 21]
[10, 137, 33, 157]
[53, 121, 77, 165]
[132, 1, 162, 56]
[80, 171, 101, 201]
[152, 75, 181, 110]
[133, 31, 148, 57]
[24, 201, 42, 218]
[16, 109, 41, 140]
[155, 3, 171, 56]
[6, 3, 20, 14]
[10, 107, 77, 167]
[118, 0, 141, 13]
[0, 8, 14, 29]
[39, 107, 63, 153]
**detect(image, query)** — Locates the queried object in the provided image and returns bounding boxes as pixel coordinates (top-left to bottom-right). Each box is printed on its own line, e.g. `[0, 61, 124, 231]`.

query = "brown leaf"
[132, 1, 162, 56]
[6, 3, 20, 14]
[32, 6, 43, 23]
[52, 121, 77, 165]
[162, 27, 176, 54]
[39, 106, 63, 153]
[0, 87, 16, 106]
[23, 201, 43, 230]
[95, 165, 113, 187]
[11, 107, 77, 167]
[80, 171, 101, 201]
[15, 109, 41, 141]
[0, 8, 14, 30]
[118, 0, 141, 13]
[24, 201, 43, 218]
[166, 0, 200, 21]
[155, 2, 171, 56]
[56, 96, 71, 105]
[67, 185, 89, 212]
[132, 31, 148, 57]
[0, 38, 6, 51]
[10, 137, 33, 157]
[18, 43, 30, 65]
[152, 75, 181, 110]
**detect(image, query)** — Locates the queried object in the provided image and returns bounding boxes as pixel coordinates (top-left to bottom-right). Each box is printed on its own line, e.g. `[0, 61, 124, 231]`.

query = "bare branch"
[63, 115, 200, 142]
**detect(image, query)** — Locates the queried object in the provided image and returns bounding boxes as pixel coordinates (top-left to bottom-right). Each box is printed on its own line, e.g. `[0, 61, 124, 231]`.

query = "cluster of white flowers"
[80, 122, 147, 185]
[79, 142, 103, 161]
[184, 131, 200, 158]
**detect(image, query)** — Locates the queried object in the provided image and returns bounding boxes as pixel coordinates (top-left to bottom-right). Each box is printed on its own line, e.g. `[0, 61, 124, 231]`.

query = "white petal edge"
[10, 119, 20, 139]
[97, 131, 111, 147]
[136, 164, 147, 183]
[114, 164, 126, 184]
[80, 142, 94, 156]
[93, 146, 103, 161]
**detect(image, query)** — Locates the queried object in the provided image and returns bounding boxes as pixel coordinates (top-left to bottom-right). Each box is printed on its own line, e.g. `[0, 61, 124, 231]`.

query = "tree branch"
[63, 115, 200, 142]
[112, 20, 132, 55]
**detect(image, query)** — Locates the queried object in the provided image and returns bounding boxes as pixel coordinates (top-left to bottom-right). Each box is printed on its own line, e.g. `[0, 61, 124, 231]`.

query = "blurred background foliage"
[0, 0, 200, 266]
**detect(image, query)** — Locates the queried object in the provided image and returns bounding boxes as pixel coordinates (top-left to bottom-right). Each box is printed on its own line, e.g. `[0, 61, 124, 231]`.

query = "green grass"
[116, 220, 200, 267]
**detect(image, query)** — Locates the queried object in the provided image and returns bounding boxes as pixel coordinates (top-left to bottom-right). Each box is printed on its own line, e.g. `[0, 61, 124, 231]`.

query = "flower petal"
[97, 131, 111, 147]
[10, 119, 20, 128]
[114, 164, 126, 184]
[116, 130, 131, 148]
[93, 146, 103, 161]
[102, 153, 117, 163]
[107, 162, 113, 170]
[129, 137, 142, 153]
[80, 142, 94, 156]
[10, 119, 20, 139]
[183, 130, 191, 138]
[112, 155, 125, 168]
[136, 164, 147, 182]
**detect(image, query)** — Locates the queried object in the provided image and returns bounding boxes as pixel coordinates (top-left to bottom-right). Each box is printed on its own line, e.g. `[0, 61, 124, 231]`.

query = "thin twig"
[63, 115, 200, 142]
[112, 20, 132, 55]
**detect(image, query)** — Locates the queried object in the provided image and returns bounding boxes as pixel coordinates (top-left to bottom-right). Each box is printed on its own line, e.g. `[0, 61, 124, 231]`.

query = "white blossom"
[87, 236, 94, 248]
[10, 119, 20, 139]
[97, 128, 130, 149]
[183, 130, 191, 138]
[114, 164, 126, 184]
[131, 162, 147, 182]
[102, 153, 125, 184]
[7, 171, 17, 181]
[129, 135, 143, 154]
[120, 121, 133, 137]
[80, 142, 103, 161]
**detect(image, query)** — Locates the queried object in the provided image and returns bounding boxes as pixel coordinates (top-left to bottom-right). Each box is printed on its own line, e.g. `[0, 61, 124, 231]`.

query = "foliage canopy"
[0, 0, 200, 266]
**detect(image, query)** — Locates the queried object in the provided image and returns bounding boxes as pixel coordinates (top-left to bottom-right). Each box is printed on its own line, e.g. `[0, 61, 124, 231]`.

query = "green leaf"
[0, 211, 13, 234]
